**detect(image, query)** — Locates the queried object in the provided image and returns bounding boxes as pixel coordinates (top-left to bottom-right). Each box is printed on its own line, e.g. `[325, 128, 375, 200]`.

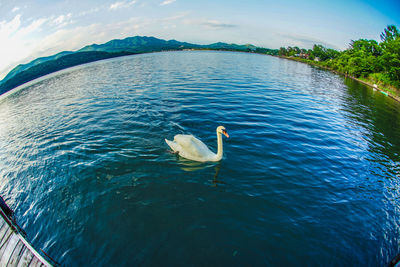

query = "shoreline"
[3, 50, 399, 104]
[277, 56, 400, 103]
[0, 49, 277, 96]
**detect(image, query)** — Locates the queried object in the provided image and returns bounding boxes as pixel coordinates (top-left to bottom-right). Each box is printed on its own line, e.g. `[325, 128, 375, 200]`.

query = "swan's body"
[165, 126, 229, 162]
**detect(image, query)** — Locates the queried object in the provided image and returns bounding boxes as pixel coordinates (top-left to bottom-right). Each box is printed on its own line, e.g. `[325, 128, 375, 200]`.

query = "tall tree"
[380, 25, 400, 42]
[344, 39, 384, 76]
[350, 39, 382, 56]
[380, 26, 400, 82]
[279, 47, 288, 56]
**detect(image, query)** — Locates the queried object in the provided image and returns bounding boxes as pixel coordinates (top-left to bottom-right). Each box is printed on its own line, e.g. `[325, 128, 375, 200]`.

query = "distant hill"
[78, 36, 200, 53]
[1, 51, 74, 87]
[205, 42, 255, 51]
[0, 51, 135, 95]
[0, 36, 278, 95]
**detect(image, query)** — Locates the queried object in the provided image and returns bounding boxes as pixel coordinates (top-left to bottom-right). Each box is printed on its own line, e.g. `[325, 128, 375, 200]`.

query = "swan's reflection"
[176, 157, 214, 171]
[211, 163, 224, 187]
[176, 157, 224, 186]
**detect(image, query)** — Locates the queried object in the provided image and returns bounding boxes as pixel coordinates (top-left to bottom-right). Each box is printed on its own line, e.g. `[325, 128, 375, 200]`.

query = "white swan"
[165, 126, 229, 162]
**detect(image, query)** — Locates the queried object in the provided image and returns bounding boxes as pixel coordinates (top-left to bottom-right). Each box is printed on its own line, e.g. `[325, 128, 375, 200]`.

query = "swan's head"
[217, 126, 229, 138]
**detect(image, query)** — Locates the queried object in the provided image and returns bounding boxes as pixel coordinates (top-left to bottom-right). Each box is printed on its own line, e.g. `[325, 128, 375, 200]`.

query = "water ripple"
[0, 51, 399, 266]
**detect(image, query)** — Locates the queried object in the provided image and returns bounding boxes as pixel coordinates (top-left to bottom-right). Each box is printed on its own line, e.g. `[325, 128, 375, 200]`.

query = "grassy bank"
[279, 55, 400, 103]
[278, 25, 400, 103]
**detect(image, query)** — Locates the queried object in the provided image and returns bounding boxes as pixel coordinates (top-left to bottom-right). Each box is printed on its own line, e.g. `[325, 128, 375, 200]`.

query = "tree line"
[278, 25, 400, 89]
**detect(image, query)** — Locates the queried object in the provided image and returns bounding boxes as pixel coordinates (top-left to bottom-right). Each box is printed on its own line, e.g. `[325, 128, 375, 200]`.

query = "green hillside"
[0, 36, 278, 95]
[2, 51, 74, 85]
[78, 36, 200, 53]
[0, 51, 133, 95]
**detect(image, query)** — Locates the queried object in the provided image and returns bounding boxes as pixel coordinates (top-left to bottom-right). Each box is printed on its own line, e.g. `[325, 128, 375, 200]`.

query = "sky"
[0, 0, 399, 80]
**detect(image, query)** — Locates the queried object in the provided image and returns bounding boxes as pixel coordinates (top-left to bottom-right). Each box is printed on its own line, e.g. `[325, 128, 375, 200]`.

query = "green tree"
[311, 44, 339, 61]
[326, 48, 340, 60]
[340, 39, 384, 77]
[307, 49, 315, 60]
[312, 44, 327, 60]
[350, 39, 382, 57]
[279, 47, 288, 56]
[286, 46, 296, 56]
[380, 25, 400, 82]
[332, 52, 351, 74]
[380, 25, 400, 42]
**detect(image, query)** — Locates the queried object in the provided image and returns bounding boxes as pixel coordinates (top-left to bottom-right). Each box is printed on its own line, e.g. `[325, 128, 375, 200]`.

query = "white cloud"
[55, 15, 65, 25]
[18, 18, 47, 35]
[37, 24, 106, 53]
[78, 7, 101, 17]
[182, 18, 237, 30]
[110, 1, 124, 10]
[276, 33, 340, 50]
[51, 13, 73, 27]
[0, 14, 22, 37]
[109, 1, 136, 10]
[0, 14, 49, 79]
[12, 7, 20, 13]
[202, 20, 237, 29]
[162, 12, 189, 21]
[160, 0, 176, 6]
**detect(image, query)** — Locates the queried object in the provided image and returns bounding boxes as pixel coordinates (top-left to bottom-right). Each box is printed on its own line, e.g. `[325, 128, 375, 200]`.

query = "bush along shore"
[278, 25, 400, 102]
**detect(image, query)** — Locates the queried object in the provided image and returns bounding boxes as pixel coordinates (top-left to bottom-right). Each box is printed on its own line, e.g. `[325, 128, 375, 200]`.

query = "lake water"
[0, 51, 399, 266]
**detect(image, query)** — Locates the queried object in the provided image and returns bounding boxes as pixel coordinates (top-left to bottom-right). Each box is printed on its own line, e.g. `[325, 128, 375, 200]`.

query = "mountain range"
[0, 36, 278, 95]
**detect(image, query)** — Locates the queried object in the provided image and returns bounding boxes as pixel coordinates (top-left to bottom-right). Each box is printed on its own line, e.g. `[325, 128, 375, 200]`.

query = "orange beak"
[223, 130, 229, 138]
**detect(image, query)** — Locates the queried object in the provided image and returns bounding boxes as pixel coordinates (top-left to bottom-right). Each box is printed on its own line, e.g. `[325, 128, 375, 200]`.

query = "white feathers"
[165, 126, 228, 162]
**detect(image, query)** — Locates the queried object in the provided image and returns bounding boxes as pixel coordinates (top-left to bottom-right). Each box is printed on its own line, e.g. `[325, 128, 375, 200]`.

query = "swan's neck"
[215, 131, 223, 161]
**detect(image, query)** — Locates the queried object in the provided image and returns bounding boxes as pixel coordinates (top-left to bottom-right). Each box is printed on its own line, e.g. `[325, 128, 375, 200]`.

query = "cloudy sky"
[0, 0, 399, 79]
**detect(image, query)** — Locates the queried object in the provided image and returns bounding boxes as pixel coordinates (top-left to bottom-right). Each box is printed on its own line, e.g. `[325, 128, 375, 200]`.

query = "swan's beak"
[223, 130, 229, 138]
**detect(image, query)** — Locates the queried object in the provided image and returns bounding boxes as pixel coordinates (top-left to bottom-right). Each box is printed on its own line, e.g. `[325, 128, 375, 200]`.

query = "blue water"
[0, 51, 399, 266]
